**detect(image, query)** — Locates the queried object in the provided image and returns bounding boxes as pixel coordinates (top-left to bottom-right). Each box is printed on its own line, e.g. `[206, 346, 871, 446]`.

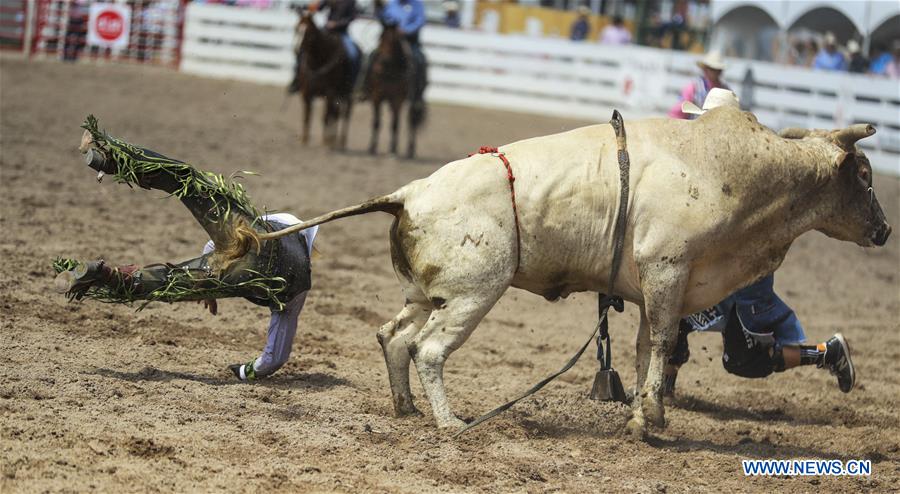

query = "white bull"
[246, 106, 891, 437]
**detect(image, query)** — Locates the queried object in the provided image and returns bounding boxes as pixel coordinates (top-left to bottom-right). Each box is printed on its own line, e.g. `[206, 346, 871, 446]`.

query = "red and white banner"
[87, 3, 131, 50]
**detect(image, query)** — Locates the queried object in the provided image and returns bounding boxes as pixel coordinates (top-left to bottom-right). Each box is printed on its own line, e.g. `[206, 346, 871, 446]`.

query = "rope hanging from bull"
[453, 110, 632, 437]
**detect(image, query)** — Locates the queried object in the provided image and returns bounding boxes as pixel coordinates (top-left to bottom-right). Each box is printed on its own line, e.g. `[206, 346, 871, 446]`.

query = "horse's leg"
[369, 97, 381, 155]
[339, 96, 352, 152]
[323, 97, 336, 148]
[389, 97, 402, 155]
[301, 94, 312, 145]
[406, 100, 417, 160]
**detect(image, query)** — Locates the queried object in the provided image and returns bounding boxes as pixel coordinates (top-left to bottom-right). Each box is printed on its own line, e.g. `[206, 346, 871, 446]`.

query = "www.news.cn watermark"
[742, 459, 872, 476]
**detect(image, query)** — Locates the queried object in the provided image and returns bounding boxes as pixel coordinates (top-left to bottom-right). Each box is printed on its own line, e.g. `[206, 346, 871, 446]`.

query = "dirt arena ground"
[1, 56, 898, 493]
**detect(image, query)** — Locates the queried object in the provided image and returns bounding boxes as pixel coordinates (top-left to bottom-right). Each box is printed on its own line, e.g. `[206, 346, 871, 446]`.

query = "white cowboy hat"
[682, 88, 740, 116]
[846, 39, 860, 54]
[823, 31, 837, 45]
[696, 50, 726, 71]
[444, 1, 459, 12]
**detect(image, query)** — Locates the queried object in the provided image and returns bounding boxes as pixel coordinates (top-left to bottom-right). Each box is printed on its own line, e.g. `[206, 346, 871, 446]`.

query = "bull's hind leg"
[410, 289, 506, 428]
[377, 299, 431, 416]
[378, 219, 432, 415]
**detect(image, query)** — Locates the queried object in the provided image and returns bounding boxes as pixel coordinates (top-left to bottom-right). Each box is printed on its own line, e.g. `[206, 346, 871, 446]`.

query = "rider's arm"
[399, 0, 426, 35]
[327, 0, 356, 31]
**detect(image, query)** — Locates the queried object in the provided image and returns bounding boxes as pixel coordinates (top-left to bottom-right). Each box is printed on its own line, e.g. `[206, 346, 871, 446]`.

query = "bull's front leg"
[633, 309, 651, 410]
[627, 265, 688, 439]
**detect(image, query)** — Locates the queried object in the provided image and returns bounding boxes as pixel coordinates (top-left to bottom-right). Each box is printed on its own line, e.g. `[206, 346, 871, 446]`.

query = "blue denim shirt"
[381, 0, 426, 35]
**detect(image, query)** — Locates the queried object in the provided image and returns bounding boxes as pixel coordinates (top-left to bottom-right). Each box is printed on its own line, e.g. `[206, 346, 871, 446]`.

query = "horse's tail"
[219, 189, 407, 263]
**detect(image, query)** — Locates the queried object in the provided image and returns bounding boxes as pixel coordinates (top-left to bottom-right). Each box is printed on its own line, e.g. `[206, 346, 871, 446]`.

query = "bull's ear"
[836, 151, 855, 170]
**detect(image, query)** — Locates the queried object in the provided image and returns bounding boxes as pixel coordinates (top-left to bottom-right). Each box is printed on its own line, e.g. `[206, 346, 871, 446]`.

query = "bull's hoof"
[436, 416, 467, 429]
[394, 405, 423, 418]
[642, 402, 667, 428]
[393, 396, 422, 418]
[625, 416, 647, 440]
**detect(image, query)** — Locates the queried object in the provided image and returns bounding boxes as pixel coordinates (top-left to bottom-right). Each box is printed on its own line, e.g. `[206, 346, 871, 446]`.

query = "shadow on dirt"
[89, 367, 351, 390]
[647, 435, 861, 462]
[90, 367, 243, 386]
[264, 371, 352, 390]
[671, 394, 836, 426]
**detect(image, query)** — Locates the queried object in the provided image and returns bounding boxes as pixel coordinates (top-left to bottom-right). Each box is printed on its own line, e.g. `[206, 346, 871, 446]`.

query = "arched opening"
[867, 14, 899, 73]
[711, 5, 780, 61]
[788, 7, 860, 45]
[869, 14, 900, 51]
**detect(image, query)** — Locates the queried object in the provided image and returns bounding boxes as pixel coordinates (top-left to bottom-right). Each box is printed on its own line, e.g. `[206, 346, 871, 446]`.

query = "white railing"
[180, 3, 900, 175]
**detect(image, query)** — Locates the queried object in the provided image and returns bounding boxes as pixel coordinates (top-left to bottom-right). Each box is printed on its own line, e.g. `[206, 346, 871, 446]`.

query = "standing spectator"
[868, 42, 892, 75]
[802, 39, 819, 67]
[443, 1, 460, 29]
[887, 41, 900, 79]
[569, 6, 591, 42]
[846, 40, 868, 74]
[668, 50, 728, 120]
[787, 37, 808, 66]
[63, 0, 89, 62]
[600, 15, 631, 45]
[813, 32, 846, 71]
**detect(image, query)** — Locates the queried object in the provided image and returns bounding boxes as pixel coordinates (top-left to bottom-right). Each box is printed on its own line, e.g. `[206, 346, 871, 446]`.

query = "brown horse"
[293, 10, 356, 150]
[366, 23, 426, 159]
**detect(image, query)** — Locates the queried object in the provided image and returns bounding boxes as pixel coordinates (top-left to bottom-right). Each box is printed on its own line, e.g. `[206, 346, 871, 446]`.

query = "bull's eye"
[859, 168, 870, 185]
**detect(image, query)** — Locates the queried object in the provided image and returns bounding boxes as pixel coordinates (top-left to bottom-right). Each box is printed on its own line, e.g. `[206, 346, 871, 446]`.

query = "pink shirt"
[600, 25, 631, 45]
[668, 81, 700, 119]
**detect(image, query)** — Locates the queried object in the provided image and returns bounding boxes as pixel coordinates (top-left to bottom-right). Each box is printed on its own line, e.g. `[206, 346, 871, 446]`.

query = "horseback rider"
[664, 89, 856, 396]
[370, 0, 427, 100]
[287, 0, 361, 94]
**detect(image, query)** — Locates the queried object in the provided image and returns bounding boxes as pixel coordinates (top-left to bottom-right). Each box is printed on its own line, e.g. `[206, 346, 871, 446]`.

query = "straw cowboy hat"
[697, 50, 726, 71]
[681, 87, 740, 116]
[444, 1, 459, 12]
[577, 5, 591, 16]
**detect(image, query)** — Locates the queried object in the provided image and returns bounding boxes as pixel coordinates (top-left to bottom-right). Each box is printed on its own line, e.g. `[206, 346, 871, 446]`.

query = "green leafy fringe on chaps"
[81, 115, 261, 224]
[52, 257, 289, 311]
[55, 119, 288, 310]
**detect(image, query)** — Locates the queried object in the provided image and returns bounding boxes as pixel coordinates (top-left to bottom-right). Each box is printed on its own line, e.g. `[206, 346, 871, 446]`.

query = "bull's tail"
[218, 190, 405, 264]
[262, 191, 403, 241]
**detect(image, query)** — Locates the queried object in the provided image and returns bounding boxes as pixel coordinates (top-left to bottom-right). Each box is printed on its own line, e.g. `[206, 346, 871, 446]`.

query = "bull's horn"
[833, 124, 876, 149]
[779, 127, 810, 139]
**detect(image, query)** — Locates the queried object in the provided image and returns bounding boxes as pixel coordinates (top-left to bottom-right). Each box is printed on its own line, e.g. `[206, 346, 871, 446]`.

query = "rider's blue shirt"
[381, 0, 426, 36]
